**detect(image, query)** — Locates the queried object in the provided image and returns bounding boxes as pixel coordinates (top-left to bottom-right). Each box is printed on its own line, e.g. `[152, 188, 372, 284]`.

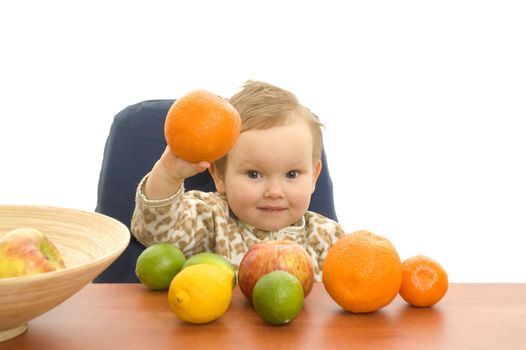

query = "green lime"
[251, 270, 304, 325]
[135, 243, 186, 290]
[183, 252, 237, 288]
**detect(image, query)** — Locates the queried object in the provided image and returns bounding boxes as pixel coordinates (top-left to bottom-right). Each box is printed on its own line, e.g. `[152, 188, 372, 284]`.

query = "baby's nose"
[264, 179, 284, 198]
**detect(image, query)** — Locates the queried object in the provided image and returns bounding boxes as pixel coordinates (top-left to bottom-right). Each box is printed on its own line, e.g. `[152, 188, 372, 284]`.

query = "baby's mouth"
[258, 206, 287, 212]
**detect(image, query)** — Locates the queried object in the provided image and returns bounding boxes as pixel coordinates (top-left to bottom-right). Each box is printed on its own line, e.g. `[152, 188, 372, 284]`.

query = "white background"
[1, 1, 525, 282]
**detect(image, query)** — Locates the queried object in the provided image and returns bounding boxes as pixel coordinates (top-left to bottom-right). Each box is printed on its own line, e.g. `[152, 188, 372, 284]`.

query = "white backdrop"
[1, 1, 525, 282]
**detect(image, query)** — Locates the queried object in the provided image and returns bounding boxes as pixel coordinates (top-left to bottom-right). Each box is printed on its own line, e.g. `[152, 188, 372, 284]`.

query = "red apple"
[238, 240, 314, 301]
[0, 228, 65, 278]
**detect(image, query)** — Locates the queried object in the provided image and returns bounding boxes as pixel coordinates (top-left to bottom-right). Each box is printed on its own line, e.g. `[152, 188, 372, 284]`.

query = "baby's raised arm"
[144, 146, 210, 200]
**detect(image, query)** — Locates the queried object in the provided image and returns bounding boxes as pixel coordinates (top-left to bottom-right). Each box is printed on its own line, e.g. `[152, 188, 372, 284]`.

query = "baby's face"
[213, 120, 321, 231]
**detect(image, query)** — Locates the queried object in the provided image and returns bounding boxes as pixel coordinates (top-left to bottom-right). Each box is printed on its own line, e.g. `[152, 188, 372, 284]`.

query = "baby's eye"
[246, 170, 260, 179]
[286, 170, 299, 179]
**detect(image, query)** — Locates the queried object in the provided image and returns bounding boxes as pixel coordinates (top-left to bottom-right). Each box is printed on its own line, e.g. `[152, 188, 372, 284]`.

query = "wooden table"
[2, 283, 526, 349]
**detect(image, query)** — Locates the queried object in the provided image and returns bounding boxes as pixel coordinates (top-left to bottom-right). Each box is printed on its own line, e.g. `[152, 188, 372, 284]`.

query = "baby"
[131, 80, 344, 280]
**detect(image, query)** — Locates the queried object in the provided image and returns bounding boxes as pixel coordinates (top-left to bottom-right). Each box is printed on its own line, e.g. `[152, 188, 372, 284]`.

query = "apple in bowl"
[238, 240, 314, 301]
[0, 228, 65, 278]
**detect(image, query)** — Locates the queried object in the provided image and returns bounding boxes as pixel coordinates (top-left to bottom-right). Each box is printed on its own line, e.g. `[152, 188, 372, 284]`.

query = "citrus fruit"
[168, 264, 232, 324]
[135, 243, 186, 290]
[322, 230, 402, 313]
[399, 255, 448, 307]
[183, 251, 237, 288]
[251, 270, 304, 325]
[164, 90, 241, 163]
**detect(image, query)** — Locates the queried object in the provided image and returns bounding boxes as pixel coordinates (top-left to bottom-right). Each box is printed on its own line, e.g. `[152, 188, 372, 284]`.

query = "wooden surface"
[2, 283, 526, 349]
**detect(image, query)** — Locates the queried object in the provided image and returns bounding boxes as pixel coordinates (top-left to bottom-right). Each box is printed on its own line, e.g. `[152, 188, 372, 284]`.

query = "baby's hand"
[144, 146, 210, 199]
[158, 147, 210, 180]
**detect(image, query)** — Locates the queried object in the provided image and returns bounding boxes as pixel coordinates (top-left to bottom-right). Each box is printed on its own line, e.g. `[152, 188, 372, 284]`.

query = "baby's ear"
[311, 159, 322, 193]
[209, 164, 226, 193]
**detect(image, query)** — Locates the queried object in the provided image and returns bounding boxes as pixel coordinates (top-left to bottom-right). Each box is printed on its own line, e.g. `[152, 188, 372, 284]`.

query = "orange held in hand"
[322, 230, 402, 313]
[399, 255, 448, 307]
[164, 90, 241, 163]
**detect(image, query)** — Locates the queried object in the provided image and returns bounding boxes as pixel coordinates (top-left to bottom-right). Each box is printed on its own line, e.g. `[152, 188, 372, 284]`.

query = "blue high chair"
[94, 100, 338, 282]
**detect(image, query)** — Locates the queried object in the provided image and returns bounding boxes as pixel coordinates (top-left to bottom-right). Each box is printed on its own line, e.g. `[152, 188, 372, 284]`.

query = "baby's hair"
[215, 80, 323, 172]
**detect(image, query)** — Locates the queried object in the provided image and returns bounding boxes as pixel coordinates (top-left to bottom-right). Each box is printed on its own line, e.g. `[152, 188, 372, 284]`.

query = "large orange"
[164, 90, 241, 163]
[399, 255, 448, 307]
[322, 230, 402, 313]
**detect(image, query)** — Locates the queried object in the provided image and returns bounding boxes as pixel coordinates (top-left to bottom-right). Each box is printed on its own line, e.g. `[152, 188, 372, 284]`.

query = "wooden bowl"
[0, 205, 130, 342]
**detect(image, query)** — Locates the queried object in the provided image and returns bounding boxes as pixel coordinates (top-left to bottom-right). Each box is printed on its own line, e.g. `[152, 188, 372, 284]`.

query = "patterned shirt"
[131, 175, 345, 281]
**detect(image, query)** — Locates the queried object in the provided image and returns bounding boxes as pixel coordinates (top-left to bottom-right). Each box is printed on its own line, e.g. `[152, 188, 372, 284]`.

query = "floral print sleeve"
[304, 212, 346, 279]
[130, 175, 227, 257]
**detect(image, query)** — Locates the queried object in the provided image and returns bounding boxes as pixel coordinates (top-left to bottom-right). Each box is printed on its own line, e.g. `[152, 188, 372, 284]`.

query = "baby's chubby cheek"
[226, 192, 255, 214]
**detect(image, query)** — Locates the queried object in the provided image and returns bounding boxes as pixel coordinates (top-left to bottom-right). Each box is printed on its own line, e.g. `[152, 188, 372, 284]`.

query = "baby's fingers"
[192, 161, 211, 173]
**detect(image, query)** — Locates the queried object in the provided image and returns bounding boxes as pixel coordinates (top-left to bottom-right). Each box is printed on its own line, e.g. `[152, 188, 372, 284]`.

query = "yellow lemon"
[168, 264, 232, 324]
